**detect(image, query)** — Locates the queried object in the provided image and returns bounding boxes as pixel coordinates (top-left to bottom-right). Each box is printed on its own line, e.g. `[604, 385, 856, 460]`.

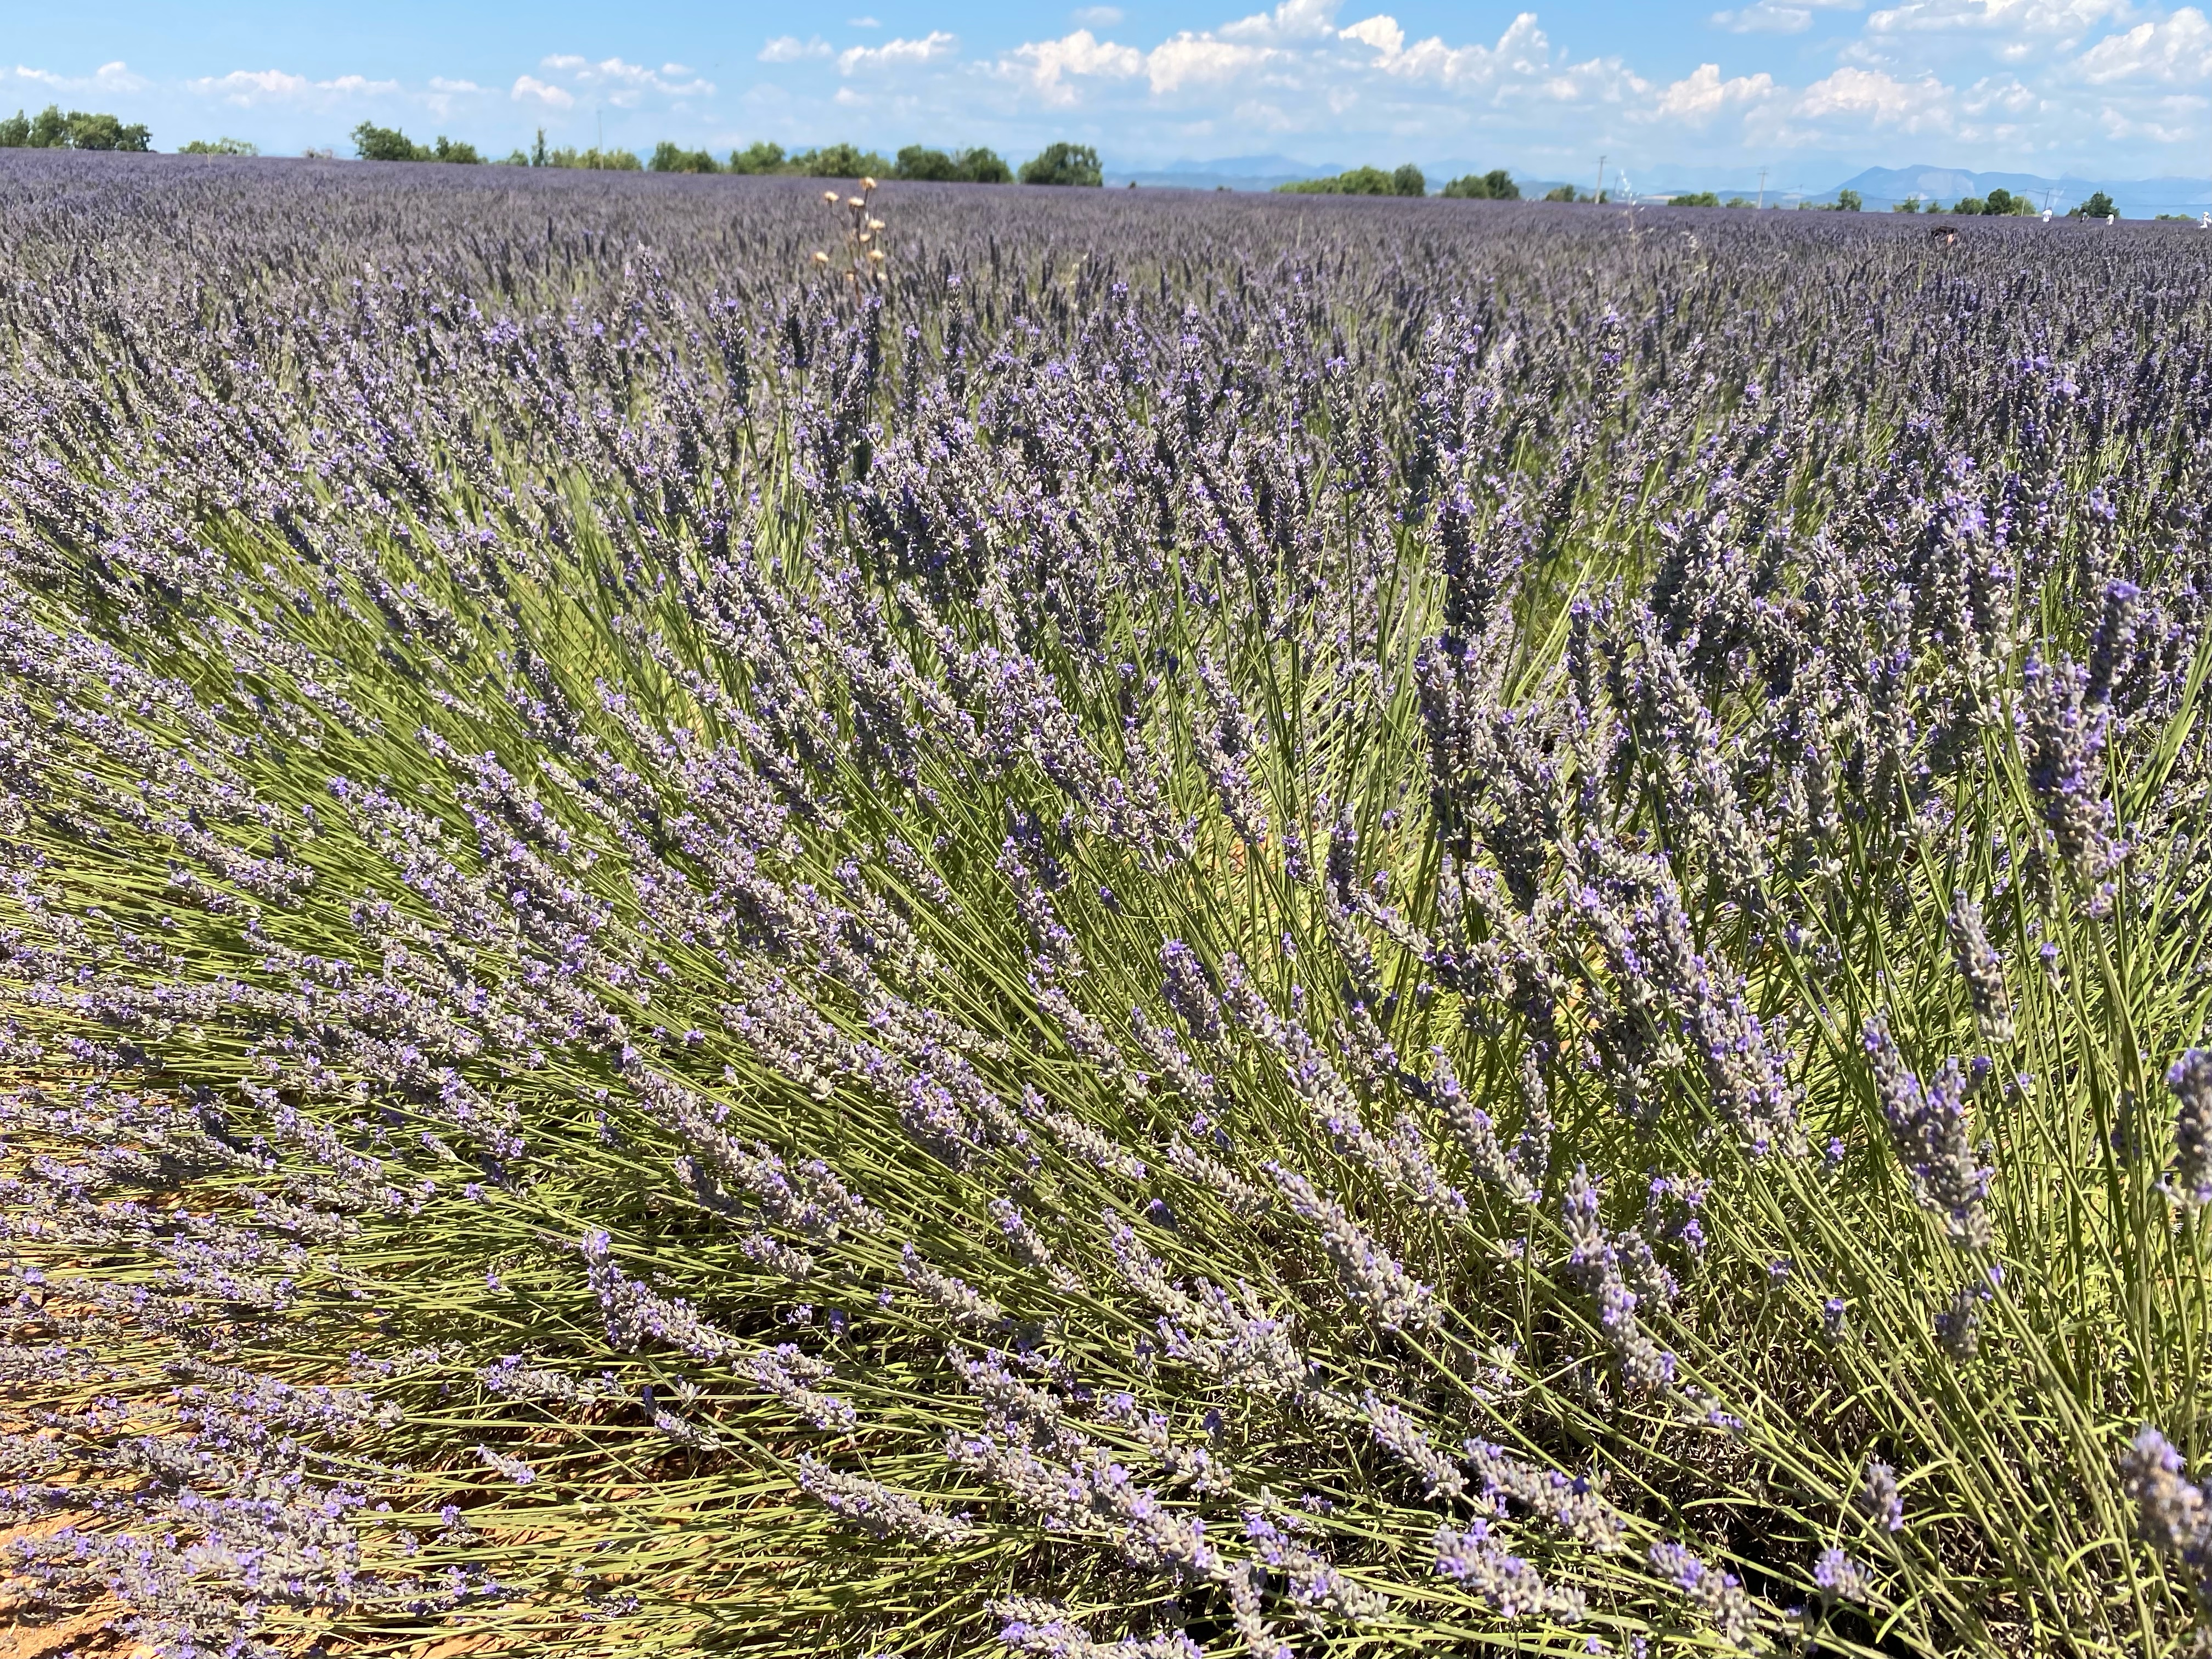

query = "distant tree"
[794, 142, 892, 179]
[1443, 168, 1518, 200]
[1983, 188, 2015, 216]
[0, 104, 150, 150]
[1542, 183, 1579, 202]
[1019, 142, 1103, 186]
[727, 141, 786, 174]
[899, 145, 1010, 183]
[1893, 195, 1921, 212]
[650, 142, 720, 173]
[2070, 191, 2117, 219]
[1391, 162, 1425, 196]
[1953, 195, 1985, 216]
[431, 136, 482, 164]
[65, 111, 152, 150]
[532, 128, 549, 168]
[1672, 190, 1720, 207]
[1834, 188, 1862, 212]
[955, 147, 1012, 183]
[895, 144, 958, 181]
[179, 137, 257, 155]
[544, 146, 641, 171]
[1725, 196, 1753, 208]
[352, 122, 427, 162]
[1278, 165, 1396, 195]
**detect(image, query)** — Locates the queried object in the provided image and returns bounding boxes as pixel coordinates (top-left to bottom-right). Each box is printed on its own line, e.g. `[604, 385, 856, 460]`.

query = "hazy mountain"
[1098, 154, 2209, 215]
[1825, 165, 2208, 217]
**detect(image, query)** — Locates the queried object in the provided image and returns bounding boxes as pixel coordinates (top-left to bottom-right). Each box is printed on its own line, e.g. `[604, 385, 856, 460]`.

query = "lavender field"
[2, 152, 2210, 1658]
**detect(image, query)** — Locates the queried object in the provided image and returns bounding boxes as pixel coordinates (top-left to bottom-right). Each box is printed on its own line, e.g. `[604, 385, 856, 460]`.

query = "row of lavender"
[2, 153, 2210, 1657]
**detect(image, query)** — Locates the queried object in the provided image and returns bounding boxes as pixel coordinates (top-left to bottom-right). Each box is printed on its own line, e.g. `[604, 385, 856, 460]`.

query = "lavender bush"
[3, 151, 2211, 1657]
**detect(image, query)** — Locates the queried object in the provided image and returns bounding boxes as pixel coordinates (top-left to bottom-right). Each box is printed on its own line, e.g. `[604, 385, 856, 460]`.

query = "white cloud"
[1865, 0, 2125, 33]
[1071, 5, 1126, 24]
[1711, 0, 1860, 31]
[1001, 30, 1144, 103]
[1794, 64, 1952, 127]
[1655, 61, 1779, 120]
[2073, 7, 2212, 82]
[186, 69, 402, 107]
[847, 15, 882, 26]
[527, 54, 715, 108]
[10, 60, 150, 94]
[1144, 35, 1279, 93]
[1339, 14, 1406, 54]
[424, 76, 485, 116]
[1218, 0, 1343, 44]
[838, 32, 960, 74]
[760, 36, 834, 63]
[511, 75, 575, 108]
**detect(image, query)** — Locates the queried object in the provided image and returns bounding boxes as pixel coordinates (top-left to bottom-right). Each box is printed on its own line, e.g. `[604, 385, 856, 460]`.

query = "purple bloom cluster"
[0, 160, 2204, 1659]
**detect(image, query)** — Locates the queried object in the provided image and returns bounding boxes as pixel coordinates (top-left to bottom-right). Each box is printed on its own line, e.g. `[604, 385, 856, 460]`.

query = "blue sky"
[5, 0, 2207, 187]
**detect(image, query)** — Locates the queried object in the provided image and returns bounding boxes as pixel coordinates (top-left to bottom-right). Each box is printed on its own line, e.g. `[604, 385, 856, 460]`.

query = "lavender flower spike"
[2166, 1051, 2212, 1206]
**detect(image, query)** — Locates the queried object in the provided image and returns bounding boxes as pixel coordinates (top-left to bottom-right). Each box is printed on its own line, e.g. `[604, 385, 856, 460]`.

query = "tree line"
[346, 125, 1105, 185]
[0, 105, 150, 151]
[1276, 166, 1526, 199]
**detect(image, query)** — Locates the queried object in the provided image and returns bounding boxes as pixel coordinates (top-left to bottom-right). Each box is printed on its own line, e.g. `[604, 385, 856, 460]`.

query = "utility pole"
[1595, 153, 1606, 205]
[1757, 167, 1767, 210]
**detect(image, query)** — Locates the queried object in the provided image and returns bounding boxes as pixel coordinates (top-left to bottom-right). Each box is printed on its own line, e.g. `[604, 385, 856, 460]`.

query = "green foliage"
[727, 140, 787, 174]
[895, 144, 958, 182]
[1894, 195, 1922, 212]
[1954, 196, 1986, 216]
[178, 137, 258, 156]
[2073, 191, 2119, 219]
[1543, 183, 1580, 202]
[894, 145, 1014, 184]
[1018, 142, 1104, 187]
[1672, 190, 1721, 207]
[542, 146, 642, 171]
[1834, 188, 1863, 211]
[1725, 196, 1753, 207]
[1278, 166, 1402, 196]
[1442, 169, 1519, 200]
[790, 142, 893, 180]
[351, 122, 425, 162]
[351, 123, 483, 165]
[0, 104, 150, 151]
[955, 147, 1012, 184]
[651, 142, 721, 174]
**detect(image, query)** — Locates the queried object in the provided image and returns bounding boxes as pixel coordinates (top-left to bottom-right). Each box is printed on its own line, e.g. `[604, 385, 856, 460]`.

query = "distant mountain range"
[1104, 155, 2210, 218]
[1820, 166, 2206, 218]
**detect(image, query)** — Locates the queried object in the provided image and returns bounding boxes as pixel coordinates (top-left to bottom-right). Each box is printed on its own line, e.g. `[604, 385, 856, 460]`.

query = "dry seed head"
[868, 249, 885, 263]
[812, 251, 830, 264]
[822, 189, 840, 203]
[847, 195, 865, 209]
[860, 176, 878, 190]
